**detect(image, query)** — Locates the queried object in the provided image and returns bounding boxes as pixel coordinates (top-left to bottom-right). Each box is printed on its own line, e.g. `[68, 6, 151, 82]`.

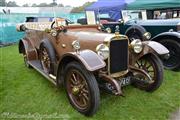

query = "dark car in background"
[102, 10, 180, 71]
[78, 10, 180, 70]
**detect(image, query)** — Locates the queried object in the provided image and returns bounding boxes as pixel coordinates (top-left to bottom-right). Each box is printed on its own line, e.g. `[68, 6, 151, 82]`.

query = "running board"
[28, 60, 57, 86]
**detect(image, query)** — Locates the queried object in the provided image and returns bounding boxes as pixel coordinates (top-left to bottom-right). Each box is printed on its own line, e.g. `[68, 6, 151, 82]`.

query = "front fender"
[151, 31, 180, 42]
[56, 49, 106, 85]
[59, 49, 106, 72]
[143, 41, 169, 55]
[129, 41, 169, 65]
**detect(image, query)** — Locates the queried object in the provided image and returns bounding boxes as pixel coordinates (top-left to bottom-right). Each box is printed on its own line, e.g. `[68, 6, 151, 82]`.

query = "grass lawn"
[0, 45, 180, 120]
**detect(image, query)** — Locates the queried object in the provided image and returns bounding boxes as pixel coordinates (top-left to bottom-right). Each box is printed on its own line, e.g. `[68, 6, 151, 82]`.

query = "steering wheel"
[50, 18, 74, 29]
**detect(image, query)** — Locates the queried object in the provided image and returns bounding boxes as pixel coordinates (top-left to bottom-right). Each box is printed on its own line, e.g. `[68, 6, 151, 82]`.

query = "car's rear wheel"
[133, 54, 163, 92]
[39, 40, 55, 74]
[159, 39, 180, 71]
[22, 46, 31, 68]
[64, 62, 100, 116]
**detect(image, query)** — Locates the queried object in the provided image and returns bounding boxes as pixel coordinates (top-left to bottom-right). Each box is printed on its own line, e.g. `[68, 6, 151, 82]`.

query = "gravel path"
[169, 108, 180, 120]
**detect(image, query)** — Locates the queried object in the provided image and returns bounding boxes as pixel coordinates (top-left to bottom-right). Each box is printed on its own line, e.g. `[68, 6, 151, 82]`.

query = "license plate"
[120, 77, 131, 86]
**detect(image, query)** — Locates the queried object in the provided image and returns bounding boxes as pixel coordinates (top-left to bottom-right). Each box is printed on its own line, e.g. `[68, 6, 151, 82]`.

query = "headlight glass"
[143, 32, 151, 40]
[96, 44, 109, 60]
[131, 39, 143, 53]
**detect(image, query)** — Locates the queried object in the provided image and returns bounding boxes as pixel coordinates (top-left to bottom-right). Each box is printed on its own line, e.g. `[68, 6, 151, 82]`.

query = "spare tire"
[125, 25, 147, 42]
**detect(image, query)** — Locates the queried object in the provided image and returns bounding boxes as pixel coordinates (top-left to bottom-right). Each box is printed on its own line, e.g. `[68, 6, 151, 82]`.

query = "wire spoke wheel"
[133, 54, 163, 92]
[67, 69, 90, 110]
[64, 62, 100, 116]
[135, 58, 155, 85]
[40, 46, 51, 73]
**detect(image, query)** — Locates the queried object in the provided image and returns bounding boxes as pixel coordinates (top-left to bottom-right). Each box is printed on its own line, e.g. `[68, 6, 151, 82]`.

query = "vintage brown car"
[17, 18, 169, 116]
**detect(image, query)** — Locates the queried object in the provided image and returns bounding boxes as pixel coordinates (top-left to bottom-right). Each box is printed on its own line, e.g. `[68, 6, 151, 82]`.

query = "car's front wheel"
[159, 39, 180, 71]
[64, 62, 100, 116]
[133, 54, 163, 92]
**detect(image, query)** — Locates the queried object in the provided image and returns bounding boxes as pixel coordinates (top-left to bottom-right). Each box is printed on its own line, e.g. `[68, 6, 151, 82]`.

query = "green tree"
[0, 0, 6, 6]
[71, 2, 94, 13]
[22, 4, 29, 7]
[31, 3, 37, 7]
[58, 4, 64, 7]
[49, 2, 57, 7]
[7, 1, 19, 7]
[37, 3, 48, 7]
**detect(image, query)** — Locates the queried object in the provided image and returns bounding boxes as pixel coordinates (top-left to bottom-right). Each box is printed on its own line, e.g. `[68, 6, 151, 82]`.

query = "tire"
[22, 46, 31, 68]
[39, 40, 56, 74]
[125, 25, 147, 42]
[64, 62, 100, 116]
[133, 54, 163, 92]
[159, 39, 180, 71]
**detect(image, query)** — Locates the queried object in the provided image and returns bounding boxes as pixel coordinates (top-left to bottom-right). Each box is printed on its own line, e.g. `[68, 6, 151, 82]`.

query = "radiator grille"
[109, 39, 128, 74]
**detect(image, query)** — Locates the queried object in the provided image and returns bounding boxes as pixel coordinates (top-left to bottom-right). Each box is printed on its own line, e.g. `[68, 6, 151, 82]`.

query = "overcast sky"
[6, 0, 97, 7]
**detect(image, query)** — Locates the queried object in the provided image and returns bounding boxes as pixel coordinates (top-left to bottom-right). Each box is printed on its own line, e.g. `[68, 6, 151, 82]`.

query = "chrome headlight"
[96, 44, 109, 60]
[143, 32, 151, 40]
[131, 39, 143, 53]
[106, 27, 111, 33]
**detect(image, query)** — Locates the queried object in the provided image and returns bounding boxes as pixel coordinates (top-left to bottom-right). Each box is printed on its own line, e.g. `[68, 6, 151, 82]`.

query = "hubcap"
[72, 86, 80, 95]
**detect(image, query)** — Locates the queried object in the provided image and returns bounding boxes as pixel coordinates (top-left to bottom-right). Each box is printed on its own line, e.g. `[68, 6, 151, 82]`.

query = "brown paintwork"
[59, 50, 106, 71]
[19, 39, 38, 61]
[18, 23, 168, 96]
[17, 21, 169, 116]
[23, 27, 113, 62]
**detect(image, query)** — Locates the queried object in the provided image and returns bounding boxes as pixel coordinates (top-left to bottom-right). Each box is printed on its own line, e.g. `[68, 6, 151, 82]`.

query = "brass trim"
[104, 34, 128, 43]
[110, 70, 129, 78]
[62, 44, 66, 48]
